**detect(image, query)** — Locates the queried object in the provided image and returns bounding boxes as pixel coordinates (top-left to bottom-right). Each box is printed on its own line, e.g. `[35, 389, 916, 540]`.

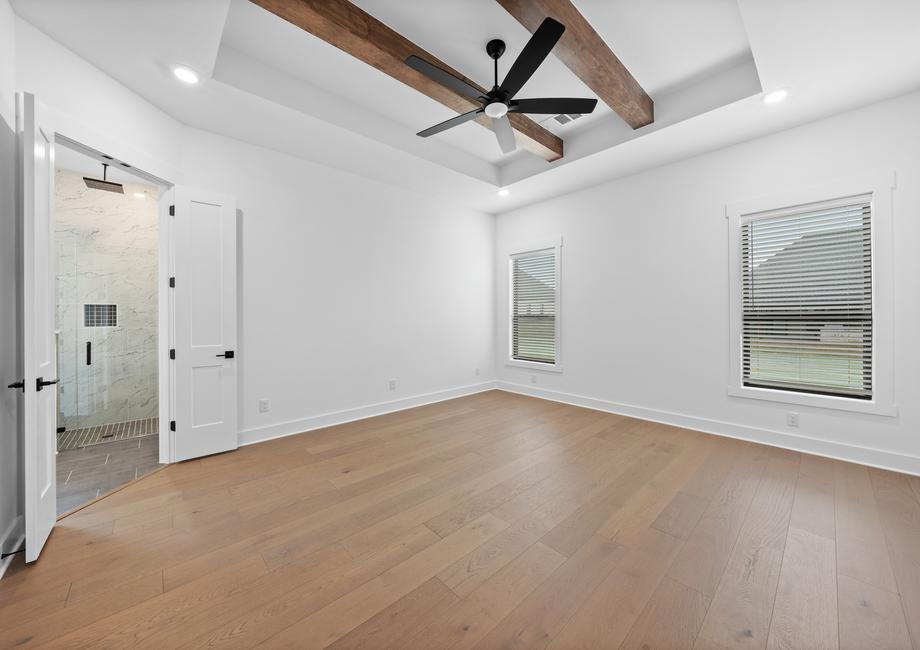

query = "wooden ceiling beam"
[250, 0, 564, 161]
[496, 0, 654, 129]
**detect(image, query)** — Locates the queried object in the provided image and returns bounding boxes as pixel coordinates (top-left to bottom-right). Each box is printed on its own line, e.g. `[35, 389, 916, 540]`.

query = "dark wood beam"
[250, 0, 564, 161]
[496, 0, 654, 129]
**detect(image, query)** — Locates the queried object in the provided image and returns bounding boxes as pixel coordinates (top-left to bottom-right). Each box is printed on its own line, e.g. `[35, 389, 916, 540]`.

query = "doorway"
[17, 92, 240, 561]
[52, 144, 165, 514]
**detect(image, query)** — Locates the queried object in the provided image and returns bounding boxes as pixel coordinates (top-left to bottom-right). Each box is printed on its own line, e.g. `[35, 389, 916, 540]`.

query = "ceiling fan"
[406, 17, 598, 155]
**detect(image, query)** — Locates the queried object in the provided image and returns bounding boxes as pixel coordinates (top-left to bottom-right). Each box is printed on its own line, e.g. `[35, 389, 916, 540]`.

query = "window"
[741, 197, 872, 399]
[510, 246, 559, 368]
[726, 172, 899, 416]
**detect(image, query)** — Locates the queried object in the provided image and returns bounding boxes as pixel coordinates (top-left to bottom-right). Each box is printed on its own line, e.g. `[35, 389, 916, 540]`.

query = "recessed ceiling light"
[763, 88, 789, 104]
[172, 66, 199, 85]
[133, 192, 146, 199]
[497, 189, 510, 197]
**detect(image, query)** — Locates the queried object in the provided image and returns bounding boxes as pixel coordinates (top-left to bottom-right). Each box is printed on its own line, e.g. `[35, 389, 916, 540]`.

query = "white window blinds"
[511, 249, 556, 364]
[741, 196, 873, 399]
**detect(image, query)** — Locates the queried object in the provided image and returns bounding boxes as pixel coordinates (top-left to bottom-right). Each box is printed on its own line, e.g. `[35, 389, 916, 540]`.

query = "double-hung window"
[740, 197, 873, 399]
[509, 246, 559, 369]
[728, 173, 896, 416]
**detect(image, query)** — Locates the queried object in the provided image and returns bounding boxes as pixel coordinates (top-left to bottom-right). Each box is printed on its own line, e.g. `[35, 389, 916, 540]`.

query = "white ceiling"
[10, 0, 920, 214]
[221, 0, 752, 164]
[573, 0, 752, 96]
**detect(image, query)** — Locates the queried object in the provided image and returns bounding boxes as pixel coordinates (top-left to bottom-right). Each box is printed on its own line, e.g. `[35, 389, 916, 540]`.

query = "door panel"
[192, 366, 223, 426]
[189, 201, 223, 346]
[170, 187, 238, 461]
[18, 93, 57, 562]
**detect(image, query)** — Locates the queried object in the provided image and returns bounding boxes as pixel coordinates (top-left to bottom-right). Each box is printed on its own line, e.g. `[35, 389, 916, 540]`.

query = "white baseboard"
[238, 381, 499, 448]
[496, 381, 920, 477]
[0, 515, 24, 581]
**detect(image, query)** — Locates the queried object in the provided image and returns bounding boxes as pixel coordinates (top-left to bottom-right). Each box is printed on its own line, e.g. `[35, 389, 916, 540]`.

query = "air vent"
[84, 304, 117, 327]
[552, 113, 584, 126]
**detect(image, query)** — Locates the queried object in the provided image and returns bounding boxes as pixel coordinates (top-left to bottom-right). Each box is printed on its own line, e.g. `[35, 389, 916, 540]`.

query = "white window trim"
[726, 171, 898, 417]
[506, 237, 563, 373]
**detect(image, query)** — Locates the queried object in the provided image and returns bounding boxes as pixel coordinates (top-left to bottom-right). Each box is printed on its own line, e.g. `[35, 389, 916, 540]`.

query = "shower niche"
[55, 168, 160, 449]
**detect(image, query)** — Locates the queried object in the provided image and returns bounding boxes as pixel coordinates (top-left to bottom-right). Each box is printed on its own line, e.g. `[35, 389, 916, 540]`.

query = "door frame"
[49, 133, 177, 466]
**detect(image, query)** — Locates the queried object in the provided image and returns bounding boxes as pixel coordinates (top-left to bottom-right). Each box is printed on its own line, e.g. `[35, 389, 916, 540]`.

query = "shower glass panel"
[56, 241, 158, 433]
[54, 168, 159, 445]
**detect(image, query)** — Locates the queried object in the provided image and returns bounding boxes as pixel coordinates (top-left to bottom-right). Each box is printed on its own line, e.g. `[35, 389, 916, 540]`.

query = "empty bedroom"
[0, 0, 918, 648]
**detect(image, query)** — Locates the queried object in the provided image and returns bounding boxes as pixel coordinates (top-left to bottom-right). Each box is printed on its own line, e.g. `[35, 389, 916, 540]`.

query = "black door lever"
[7, 380, 24, 392]
[36, 377, 59, 392]
[216, 350, 235, 358]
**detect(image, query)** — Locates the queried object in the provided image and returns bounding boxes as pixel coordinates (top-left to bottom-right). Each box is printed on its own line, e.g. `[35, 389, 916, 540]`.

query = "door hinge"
[169, 349, 175, 360]
[170, 420, 176, 432]
[169, 276, 175, 288]
[169, 204, 175, 216]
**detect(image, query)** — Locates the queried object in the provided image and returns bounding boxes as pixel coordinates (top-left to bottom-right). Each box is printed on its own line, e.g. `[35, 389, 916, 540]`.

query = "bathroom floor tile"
[56, 435, 165, 515]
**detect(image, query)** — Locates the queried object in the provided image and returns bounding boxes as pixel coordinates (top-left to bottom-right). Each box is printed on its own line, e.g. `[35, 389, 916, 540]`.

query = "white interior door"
[167, 186, 238, 461]
[18, 93, 57, 562]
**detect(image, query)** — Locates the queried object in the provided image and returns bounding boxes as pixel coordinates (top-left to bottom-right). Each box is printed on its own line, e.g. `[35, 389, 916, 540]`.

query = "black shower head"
[83, 163, 124, 194]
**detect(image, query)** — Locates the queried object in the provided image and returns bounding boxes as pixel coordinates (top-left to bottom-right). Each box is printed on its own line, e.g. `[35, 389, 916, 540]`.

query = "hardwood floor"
[1, 390, 917, 649]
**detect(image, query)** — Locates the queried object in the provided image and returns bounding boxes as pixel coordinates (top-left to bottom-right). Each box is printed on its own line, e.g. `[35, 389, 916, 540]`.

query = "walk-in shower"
[54, 151, 163, 513]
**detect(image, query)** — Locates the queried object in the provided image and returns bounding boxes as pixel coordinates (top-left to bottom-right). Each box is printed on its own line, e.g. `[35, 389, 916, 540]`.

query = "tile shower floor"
[56, 435, 163, 515]
[57, 416, 159, 451]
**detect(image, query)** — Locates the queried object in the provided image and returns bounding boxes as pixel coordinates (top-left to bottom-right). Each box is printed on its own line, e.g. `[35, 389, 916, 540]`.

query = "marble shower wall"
[56, 169, 159, 430]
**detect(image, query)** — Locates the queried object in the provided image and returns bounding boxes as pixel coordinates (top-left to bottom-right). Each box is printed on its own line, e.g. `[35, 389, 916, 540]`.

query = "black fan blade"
[405, 55, 486, 102]
[499, 17, 565, 99]
[492, 116, 516, 154]
[417, 108, 483, 137]
[510, 97, 598, 115]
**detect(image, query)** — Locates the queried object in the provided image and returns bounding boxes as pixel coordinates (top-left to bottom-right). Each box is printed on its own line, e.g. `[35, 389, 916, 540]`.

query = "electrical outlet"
[530, 374, 537, 385]
[388, 380, 397, 391]
[786, 412, 799, 428]
[475, 367, 480, 377]
[258, 399, 270, 413]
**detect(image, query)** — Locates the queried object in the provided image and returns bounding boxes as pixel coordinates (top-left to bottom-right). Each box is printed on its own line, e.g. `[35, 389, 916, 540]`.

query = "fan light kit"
[407, 18, 598, 155]
[485, 102, 509, 119]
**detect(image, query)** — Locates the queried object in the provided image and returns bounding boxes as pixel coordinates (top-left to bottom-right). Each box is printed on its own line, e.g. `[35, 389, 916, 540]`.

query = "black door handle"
[7, 380, 24, 392]
[36, 377, 59, 392]
[216, 350, 235, 358]
[86, 341, 92, 365]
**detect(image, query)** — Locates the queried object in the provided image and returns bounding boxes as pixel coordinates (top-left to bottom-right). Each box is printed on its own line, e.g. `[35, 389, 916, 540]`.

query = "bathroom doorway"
[53, 143, 165, 514]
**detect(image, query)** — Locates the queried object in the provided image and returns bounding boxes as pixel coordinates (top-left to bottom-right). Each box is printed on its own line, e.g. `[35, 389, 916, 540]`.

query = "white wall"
[495, 90, 920, 474]
[181, 130, 495, 443]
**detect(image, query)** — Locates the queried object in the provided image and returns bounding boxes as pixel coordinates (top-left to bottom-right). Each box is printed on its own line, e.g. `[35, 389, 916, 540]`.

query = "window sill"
[506, 359, 563, 373]
[726, 385, 897, 417]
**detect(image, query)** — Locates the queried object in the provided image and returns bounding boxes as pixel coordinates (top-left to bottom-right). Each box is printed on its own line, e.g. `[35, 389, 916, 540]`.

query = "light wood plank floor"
[1, 390, 918, 649]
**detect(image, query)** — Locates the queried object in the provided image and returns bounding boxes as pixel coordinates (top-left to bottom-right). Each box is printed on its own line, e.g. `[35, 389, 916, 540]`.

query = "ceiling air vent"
[552, 113, 584, 126]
